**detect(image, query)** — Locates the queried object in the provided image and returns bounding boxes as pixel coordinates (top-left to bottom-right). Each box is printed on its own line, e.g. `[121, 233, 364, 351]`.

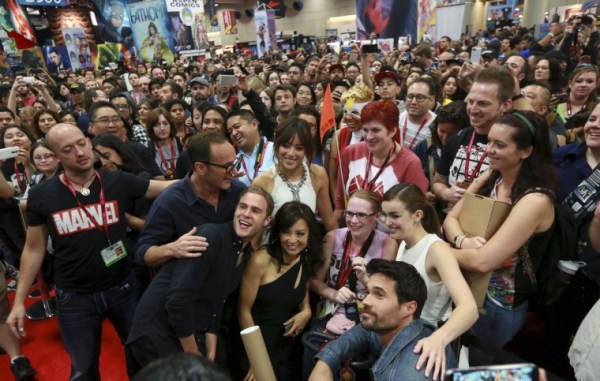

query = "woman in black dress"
[239, 201, 323, 381]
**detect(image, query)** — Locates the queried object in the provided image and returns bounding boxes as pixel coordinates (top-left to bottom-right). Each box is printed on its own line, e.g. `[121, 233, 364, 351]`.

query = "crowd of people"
[0, 10, 599, 381]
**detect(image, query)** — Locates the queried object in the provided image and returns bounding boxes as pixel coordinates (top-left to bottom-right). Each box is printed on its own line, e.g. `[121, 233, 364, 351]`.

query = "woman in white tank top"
[253, 117, 337, 232]
[380, 183, 478, 380]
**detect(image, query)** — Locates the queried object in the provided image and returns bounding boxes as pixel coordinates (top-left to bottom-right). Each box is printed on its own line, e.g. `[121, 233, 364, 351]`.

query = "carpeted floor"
[0, 289, 127, 381]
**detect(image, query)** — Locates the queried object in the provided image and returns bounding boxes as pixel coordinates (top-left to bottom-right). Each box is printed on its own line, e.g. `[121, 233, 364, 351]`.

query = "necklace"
[63, 172, 96, 196]
[278, 164, 307, 202]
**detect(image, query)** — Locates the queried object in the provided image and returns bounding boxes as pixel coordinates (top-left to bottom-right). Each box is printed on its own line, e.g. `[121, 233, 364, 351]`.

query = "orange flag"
[319, 84, 336, 144]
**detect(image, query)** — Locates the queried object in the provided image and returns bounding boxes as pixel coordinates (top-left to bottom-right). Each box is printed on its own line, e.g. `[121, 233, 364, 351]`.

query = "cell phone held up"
[0, 147, 19, 161]
[218, 75, 238, 87]
[362, 44, 379, 54]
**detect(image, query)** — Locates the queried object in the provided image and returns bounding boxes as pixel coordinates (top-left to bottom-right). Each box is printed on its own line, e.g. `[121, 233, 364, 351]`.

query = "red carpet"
[1, 290, 127, 381]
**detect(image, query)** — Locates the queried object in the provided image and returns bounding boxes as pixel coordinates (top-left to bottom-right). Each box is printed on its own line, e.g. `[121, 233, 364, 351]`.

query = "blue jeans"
[55, 273, 140, 381]
[469, 295, 528, 365]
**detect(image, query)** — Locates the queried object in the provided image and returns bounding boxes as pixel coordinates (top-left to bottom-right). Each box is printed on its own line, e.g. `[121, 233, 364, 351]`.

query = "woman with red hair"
[334, 100, 428, 219]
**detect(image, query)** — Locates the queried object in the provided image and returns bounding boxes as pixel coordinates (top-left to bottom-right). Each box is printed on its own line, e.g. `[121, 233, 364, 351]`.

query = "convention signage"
[17, 0, 67, 6]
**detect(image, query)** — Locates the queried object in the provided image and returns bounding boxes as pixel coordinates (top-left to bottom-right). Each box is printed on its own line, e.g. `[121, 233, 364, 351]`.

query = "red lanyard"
[13, 161, 25, 194]
[241, 138, 266, 182]
[362, 143, 396, 191]
[463, 129, 487, 184]
[402, 113, 430, 150]
[336, 230, 375, 290]
[63, 172, 111, 245]
[156, 139, 176, 178]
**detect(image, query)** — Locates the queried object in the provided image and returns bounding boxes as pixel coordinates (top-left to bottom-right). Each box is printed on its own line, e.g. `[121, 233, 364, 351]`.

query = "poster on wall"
[223, 10, 238, 35]
[91, 0, 131, 43]
[62, 28, 94, 70]
[487, 0, 517, 28]
[19, 47, 45, 70]
[418, 0, 437, 43]
[166, 0, 207, 56]
[129, 0, 174, 64]
[206, 0, 220, 32]
[96, 43, 121, 69]
[356, 0, 417, 41]
[377, 38, 394, 53]
[45, 7, 97, 64]
[42, 46, 72, 74]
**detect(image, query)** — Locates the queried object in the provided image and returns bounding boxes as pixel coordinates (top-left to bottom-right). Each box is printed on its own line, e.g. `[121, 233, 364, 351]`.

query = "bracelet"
[453, 234, 465, 248]
[457, 235, 466, 249]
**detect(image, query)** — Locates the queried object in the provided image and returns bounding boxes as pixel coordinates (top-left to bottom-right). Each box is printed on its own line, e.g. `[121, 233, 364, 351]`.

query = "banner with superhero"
[255, 9, 277, 58]
[90, 0, 131, 43]
[166, 0, 208, 57]
[356, 0, 417, 41]
[223, 10, 238, 35]
[486, 0, 517, 28]
[96, 43, 121, 69]
[129, 0, 174, 64]
[206, 0, 219, 32]
[42, 46, 72, 75]
[0, 0, 37, 48]
[62, 28, 94, 70]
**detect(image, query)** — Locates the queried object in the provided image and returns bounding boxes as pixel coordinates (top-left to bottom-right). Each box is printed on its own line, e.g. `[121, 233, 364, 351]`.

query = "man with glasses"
[134, 132, 246, 267]
[400, 78, 437, 149]
[87, 101, 162, 179]
[128, 186, 272, 375]
[111, 93, 150, 147]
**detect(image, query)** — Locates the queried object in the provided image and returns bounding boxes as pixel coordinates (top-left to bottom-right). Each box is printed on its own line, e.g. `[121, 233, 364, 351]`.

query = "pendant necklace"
[64, 173, 96, 196]
[278, 165, 307, 202]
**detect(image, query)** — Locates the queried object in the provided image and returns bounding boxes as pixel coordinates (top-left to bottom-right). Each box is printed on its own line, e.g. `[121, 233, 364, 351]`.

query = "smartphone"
[22, 76, 35, 84]
[470, 47, 482, 65]
[0, 146, 19, 161]
[431, 62, 439, 70]
[362, 44, 379, 54]
[445, 363, 538, 381]
[218, 75, 238, 86]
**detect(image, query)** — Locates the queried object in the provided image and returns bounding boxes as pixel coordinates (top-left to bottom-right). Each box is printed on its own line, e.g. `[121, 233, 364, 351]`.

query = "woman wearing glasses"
[253, 117, 337, 232]
[303, 190, 397, 377]
[334, 100, 428, 221]
[146, 108, 182, 180]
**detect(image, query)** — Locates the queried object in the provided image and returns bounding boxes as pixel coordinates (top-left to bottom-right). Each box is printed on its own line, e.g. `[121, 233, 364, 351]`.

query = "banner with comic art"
[129, 0, 174, 64]
[90, 0, 131, 43]
[255, 9, 277, 58]
[166, 0, 208, 56]
[223, 10, 237, 35]
[356, 0, 417, 41]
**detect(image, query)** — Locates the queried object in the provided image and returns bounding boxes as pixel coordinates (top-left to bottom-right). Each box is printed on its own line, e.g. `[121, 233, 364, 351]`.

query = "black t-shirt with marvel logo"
[436, 127, 490, 187]
[27, 170, 149, 292]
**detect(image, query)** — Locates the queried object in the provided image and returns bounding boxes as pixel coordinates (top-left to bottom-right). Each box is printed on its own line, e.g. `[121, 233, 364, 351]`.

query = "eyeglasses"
[201, 156, 242, 172]
[344, 210, 377, 220]
[406, 94, 432, 103]
[93, 116, 123, 125]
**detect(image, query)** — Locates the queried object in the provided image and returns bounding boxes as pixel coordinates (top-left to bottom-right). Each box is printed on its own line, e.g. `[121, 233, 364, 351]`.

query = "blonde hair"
[340, 84, 374, 105]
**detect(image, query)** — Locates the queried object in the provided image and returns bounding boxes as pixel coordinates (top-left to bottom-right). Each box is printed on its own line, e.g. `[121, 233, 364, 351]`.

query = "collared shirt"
[315, 319, 457, 381]
[237, 137, 276, 186]
[133, 173, 246, 265]
[128, 222, 253, 355]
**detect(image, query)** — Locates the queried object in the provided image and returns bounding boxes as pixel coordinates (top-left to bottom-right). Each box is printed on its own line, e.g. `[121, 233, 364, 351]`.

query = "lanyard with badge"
[63, 172, 127, 267]
[402, 113, 430, 150]
[241, 137, 266, 182]
[457, 129, 487, 189]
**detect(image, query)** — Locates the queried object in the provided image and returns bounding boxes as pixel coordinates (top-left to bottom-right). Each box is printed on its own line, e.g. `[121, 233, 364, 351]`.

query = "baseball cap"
[374, 69, 400, 85]
[70, 83, 85, 93]
[481, 49, 499, 59]
[329, 64, 345, 74]
[190, 76, 210, 87]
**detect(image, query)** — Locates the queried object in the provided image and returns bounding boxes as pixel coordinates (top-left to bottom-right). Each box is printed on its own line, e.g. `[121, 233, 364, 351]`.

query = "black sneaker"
[10, 356, 37, 380]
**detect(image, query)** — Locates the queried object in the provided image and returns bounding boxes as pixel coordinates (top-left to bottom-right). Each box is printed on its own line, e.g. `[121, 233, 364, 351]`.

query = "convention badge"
[455, 179, 471, 189]
[100, 240, 128, 267]
[340, 359, 355, 381]
[317, 299, 336, 320]
[355, 299, 365, 314]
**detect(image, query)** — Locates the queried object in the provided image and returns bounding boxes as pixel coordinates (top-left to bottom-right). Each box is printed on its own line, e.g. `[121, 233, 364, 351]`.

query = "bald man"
[6, 124, 174, 379]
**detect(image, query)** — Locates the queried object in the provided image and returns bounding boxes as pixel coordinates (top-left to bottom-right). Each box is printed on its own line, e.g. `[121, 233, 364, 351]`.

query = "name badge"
[100, 240, 127, 267]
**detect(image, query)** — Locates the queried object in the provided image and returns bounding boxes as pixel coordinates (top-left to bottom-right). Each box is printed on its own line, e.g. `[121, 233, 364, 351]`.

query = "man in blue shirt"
[226, 109, 276, 187]
[309, 260, 457, 381]
[134, 132, 245, 267]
